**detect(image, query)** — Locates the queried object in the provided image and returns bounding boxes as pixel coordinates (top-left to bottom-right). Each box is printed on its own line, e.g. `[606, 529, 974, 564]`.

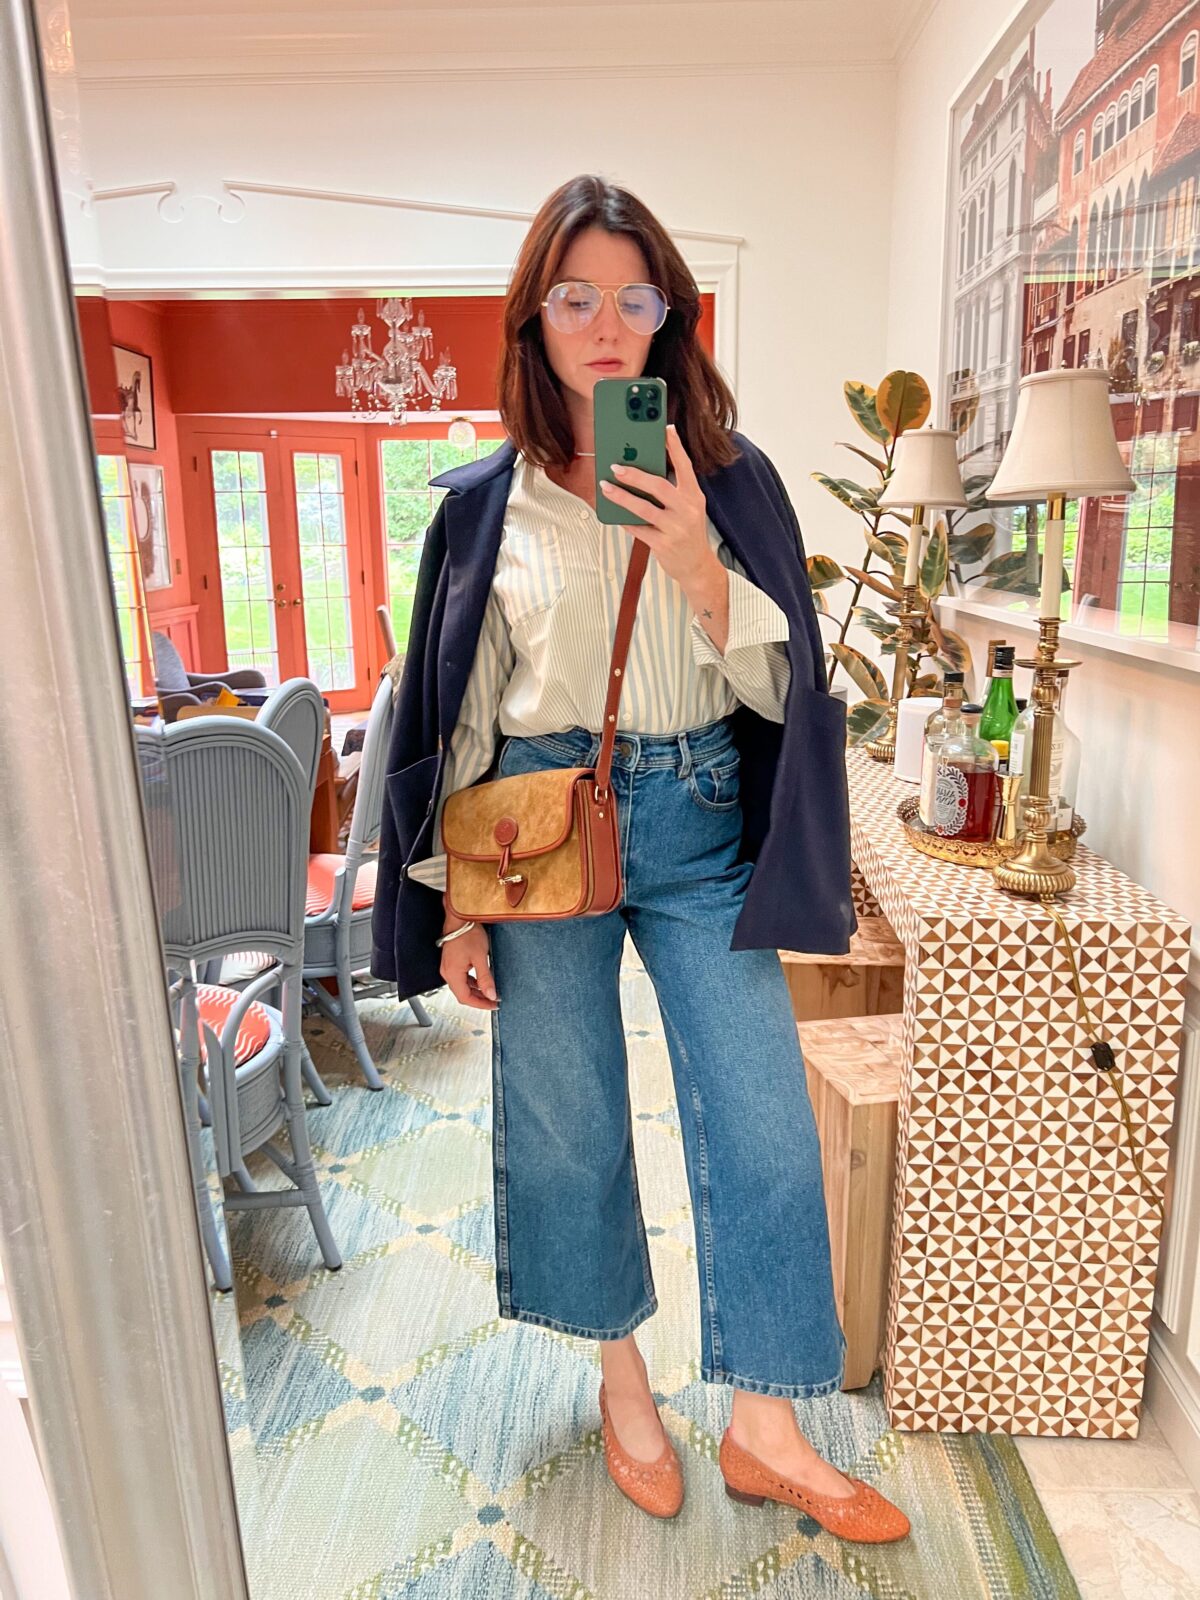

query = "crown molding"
[77, 56, 898, 90]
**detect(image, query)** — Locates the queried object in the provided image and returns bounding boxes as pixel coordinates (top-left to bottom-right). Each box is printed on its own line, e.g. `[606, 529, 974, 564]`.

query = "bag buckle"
[593, 783, 610, 804]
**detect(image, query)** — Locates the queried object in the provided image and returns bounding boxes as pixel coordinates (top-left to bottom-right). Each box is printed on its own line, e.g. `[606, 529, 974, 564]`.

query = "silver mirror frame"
[0, 1, 250, 1595]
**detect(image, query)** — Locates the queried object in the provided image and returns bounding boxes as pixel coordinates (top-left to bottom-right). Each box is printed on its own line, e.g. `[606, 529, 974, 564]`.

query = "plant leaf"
[851, 605, 901, 645]
[875, 370, 932, 437]
[843, 380, 890, 444]
[806, 553, 845, 590]
[972, 549, 1043, 594]
[962, 473, 993, 506]
[932, 626, 972, 676]
[811, 589, 830, 616]
[829, 642, 889, 700]
[844, 564, 902, 602]
[836, 440, 888, 474]
[846, 698, 892, 746]
[811, 472, 875, 513]
[948, 522, 997, 566]
[919, 519, 949, 601]
[865, 529, 909, 583]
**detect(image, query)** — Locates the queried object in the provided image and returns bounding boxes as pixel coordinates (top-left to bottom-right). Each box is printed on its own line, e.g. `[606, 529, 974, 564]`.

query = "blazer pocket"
[385, 752, 442, 858]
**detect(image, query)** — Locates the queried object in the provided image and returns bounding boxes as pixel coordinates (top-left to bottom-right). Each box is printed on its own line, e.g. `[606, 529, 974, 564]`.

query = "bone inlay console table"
[844, 749, 1191, 1437]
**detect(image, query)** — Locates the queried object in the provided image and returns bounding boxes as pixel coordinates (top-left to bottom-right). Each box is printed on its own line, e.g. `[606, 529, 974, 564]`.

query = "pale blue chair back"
[257, 677, 325, 800]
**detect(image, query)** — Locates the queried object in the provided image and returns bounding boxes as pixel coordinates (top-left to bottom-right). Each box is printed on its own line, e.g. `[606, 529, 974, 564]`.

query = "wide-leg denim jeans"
[487, 714, 847, 1398]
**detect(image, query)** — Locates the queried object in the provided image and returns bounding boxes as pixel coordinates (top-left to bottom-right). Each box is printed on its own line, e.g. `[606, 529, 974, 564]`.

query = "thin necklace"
[574, 451, 595, 457]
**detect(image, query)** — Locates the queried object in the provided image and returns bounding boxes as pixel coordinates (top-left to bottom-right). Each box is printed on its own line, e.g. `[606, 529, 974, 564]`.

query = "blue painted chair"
[137, 715, 342, 1291]
[303, 674, 433, 1090]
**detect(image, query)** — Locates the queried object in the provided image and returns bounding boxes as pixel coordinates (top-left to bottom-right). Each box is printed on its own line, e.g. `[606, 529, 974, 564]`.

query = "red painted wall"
[105, 300, 195, 615]
[73, 291, 716, 680]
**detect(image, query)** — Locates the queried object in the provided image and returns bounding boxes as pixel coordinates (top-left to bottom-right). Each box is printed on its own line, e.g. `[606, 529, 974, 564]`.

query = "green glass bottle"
[979, 643, 1018, 745]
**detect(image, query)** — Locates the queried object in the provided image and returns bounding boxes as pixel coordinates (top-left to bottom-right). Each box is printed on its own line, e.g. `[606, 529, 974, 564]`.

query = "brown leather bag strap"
[594, 535, 651, 794]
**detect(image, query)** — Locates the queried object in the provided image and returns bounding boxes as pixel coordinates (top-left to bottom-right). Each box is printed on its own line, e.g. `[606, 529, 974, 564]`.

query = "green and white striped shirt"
[406, 450, 791, 890]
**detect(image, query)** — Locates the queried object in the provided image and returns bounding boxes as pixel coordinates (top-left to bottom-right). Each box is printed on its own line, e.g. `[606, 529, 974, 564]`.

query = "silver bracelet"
[434, 919, 477, 948]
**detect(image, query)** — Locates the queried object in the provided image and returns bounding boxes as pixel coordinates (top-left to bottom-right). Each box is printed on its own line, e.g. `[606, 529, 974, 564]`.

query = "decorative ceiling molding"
[78, 57, 898, 90]
[218, 179, 745, 246]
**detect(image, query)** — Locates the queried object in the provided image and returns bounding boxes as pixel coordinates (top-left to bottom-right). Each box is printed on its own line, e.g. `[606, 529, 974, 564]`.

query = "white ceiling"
[63, 0, 937, 82]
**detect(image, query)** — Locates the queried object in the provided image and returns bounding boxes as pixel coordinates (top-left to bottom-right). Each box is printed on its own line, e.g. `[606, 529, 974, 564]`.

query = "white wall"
[889, 0, 1200, 1486]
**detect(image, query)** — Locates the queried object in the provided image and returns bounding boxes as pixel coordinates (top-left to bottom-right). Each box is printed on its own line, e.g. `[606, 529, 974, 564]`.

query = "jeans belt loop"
[677, 731, 693, 779]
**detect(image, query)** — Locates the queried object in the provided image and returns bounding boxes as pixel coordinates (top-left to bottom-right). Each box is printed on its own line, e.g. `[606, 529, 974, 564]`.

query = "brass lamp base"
[992, 835, 1077, 897]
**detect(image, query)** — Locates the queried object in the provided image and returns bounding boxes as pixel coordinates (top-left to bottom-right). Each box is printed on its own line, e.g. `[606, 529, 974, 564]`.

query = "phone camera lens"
[646, 406, 660, 420]
[628, 395, 642, 409]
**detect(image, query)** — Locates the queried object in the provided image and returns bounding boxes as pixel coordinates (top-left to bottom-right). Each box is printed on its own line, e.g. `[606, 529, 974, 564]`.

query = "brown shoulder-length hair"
[497, 175, 741, 477]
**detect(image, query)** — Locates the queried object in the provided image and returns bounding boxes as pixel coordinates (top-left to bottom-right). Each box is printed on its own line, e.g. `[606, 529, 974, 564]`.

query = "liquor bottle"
[919, 693, 999, 840]
[979, 644, 1019, 745]
[920, 670, 966, 749]
[1009, 669, 1081, 833]
[980, 638, 1007, 704]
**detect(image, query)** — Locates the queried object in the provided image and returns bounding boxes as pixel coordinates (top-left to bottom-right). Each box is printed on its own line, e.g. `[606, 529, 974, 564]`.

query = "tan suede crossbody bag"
[440, 535, 651, 923]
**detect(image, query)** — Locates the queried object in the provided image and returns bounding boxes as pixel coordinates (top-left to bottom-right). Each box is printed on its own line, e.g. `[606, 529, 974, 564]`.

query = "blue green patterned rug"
[218, 941, 1080, 1600]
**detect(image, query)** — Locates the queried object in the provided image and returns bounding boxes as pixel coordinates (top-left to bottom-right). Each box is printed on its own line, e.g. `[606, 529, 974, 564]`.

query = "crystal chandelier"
[335, 298, 457, 423]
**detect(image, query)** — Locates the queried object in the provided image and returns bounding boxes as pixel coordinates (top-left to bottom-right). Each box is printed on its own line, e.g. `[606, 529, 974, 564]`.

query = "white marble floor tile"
[1034, 1489, 1200, 1599]
[1014, 1409, 1196, 1495]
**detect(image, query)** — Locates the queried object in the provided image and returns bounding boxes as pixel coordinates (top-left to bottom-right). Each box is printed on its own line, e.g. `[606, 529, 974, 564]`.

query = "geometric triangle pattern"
[208, 934, 1083, 1598]
[847, 750, 1192, 1438]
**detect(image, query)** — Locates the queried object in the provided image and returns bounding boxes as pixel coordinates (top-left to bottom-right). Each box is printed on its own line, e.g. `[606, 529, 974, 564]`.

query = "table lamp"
[984, 368, 1136, 897]
[871, 425, 967, 762]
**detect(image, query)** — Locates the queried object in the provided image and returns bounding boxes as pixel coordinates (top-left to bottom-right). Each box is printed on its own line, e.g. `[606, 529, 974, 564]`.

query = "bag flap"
[441, 766, 592, 860]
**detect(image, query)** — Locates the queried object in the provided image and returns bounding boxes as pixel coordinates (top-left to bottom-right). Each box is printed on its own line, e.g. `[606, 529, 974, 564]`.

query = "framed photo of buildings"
[942, 0, 1200, 649]
[113, 342, 156, 450]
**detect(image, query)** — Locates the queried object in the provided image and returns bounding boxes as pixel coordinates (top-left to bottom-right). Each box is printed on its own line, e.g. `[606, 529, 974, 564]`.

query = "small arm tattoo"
[701, 607, 713, 619]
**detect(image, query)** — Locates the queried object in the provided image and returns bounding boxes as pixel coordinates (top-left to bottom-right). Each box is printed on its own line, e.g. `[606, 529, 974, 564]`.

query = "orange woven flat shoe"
[719, 1429, 910, 1543]
[599, 1382, 684, 1519]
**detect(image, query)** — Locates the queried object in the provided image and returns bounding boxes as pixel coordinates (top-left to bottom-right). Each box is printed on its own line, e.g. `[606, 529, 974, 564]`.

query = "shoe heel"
[724, 1484, 766, 1506]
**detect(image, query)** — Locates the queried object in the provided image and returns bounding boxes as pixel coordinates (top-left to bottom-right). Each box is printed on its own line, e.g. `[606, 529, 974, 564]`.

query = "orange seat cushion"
[306, 854, 377, 918]
[195, 984, 274, 1067]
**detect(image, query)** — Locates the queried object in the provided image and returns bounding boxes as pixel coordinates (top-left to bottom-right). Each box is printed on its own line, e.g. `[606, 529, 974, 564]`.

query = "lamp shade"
[987, 369, 1137, 501]
[877, 427, 968, 509]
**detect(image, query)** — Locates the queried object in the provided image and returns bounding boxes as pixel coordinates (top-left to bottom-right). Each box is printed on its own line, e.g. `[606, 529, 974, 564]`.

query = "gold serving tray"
[896, 794, 1086, 869]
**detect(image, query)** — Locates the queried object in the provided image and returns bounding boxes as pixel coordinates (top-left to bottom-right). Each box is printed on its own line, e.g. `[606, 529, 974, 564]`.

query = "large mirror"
[29, 3, 728, 1592]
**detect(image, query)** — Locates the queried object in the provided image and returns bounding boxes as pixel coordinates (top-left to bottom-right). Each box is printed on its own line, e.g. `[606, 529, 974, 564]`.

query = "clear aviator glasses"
[541, 280, 670, 337]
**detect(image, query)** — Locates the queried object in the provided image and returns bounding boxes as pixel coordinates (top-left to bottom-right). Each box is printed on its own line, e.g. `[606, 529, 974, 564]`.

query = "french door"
[189, 430, 373, 711]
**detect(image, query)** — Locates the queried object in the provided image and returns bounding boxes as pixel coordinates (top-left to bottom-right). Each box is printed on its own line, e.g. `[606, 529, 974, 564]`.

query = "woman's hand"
[440, 905, 499, 1011]
[598, 423, 720, 591]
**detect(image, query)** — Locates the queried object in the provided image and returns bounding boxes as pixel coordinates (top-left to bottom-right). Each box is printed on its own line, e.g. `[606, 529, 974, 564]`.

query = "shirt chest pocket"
[493, 523, 567, 628]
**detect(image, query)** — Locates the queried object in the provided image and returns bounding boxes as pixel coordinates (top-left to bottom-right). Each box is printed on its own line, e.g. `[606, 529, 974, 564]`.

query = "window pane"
[292, 451, 354, 693]
[210, 449, 279, 684]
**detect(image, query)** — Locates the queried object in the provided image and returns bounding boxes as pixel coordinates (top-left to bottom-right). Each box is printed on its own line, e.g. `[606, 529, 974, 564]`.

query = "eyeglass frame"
[539, 280, 671, 335]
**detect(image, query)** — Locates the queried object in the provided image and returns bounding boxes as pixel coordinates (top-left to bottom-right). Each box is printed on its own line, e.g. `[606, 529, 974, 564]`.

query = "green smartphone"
[593, 375, 668, 526]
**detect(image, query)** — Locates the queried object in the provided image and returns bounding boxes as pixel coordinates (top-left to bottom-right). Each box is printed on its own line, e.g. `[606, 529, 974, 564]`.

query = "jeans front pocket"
[684, 746, 741, 812]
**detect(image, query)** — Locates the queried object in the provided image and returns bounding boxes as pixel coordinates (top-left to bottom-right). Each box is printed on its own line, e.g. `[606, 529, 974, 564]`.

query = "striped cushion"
[306, 855, 377, 918]
[195, 984, 273, 1067]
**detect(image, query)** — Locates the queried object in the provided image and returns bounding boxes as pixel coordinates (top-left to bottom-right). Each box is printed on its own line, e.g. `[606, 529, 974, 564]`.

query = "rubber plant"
[808, 370, 995, 745]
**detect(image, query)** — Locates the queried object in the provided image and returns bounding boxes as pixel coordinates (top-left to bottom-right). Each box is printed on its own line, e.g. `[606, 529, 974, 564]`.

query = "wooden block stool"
[799, 1014, 904, 1391]
[779, 917, 905, 1024]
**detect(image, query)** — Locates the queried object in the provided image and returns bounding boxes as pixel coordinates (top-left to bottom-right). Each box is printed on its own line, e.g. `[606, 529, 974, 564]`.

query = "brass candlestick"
[864, 581, 926, 762]
[992, 610, 1081, 898]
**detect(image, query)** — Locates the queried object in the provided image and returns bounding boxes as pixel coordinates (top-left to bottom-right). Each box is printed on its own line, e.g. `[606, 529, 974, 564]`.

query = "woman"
[373, 175, 909, 1543]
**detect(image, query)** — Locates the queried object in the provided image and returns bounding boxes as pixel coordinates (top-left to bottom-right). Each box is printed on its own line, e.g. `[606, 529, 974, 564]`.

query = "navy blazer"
[371, 431, 857, 1000]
